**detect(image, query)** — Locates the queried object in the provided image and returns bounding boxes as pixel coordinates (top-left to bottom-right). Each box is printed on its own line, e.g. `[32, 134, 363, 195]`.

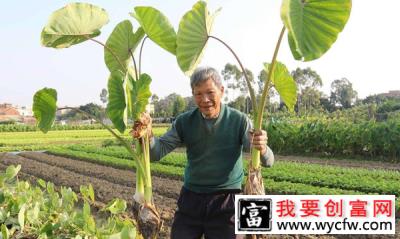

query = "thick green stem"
[57, 107, 147, 184]
[135, 141, 145, 201]
[251, 26, 286, 169]
[142, 133, 153, 204]
[130, 50, 139, 80]
[209, 35, 257, 116]
[87, 37, 127, 73]
[138, 36, 148, 76]
[136, 170, 145, 199]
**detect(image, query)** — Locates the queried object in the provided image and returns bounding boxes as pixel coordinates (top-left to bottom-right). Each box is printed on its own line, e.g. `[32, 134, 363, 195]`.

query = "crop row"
[0, 123, 105, 132]
[47, 148, 400, 216]
[63, 144, 400, 184]
[266, 119, 400, 160]
[46, 148, 360, 196]
[0, 128, 167, 150]
[260, 168, 400, 196]
[47, 148, 183, 179]
[0, 123, 170, 132]
[46, 148, 400, 207]
[0, 128, 167, 140]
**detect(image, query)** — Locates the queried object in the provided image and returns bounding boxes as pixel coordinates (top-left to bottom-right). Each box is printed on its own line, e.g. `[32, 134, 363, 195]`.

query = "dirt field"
[1, 152, 398, 239]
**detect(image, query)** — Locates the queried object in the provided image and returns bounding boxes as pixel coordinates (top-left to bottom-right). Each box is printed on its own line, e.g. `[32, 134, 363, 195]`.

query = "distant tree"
[362, 94, 389, 105]
[257, 69, 276, 112]
[172, 95, 187, 117]
[292, 67, 322, 90]
[221, 64, 241, 97]
[257, 69, 267, 96]
[154, 93, 181, 117]
[221, 63, 254, 102]
[99, 88, 108, 105]
[319, 95, 335, 112]
[184, 96, 197, 111]
[330, 78, 358, 108]
[291, 67, 323, 113]
[299, 87, 322, 112]
[228, 96, 247, 112]
[60, 103, 105, 121]
[79, 103, 105, 119]
[377, 99, 400, 113]
[151, 94, 159, 104]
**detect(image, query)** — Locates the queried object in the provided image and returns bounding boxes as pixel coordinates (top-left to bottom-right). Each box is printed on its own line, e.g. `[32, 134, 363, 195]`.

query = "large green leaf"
[264, 62, 297, 111]
[281, 0, 351, 61]
[104, 198, 127, 215]
[176, 1, 221, 75]
[109, 225, 136, 239]
[5, 165, 21, 181]
[106, 71, 127, 133]
[104, 20, 145, 73]
[80, 184, 95, 202]
[132, 7, 177, 55]
[18, 204, 26, 231]
[130, 73, 152, 120]
[33, 88, 57, 133]
[41, 3, 109, 48]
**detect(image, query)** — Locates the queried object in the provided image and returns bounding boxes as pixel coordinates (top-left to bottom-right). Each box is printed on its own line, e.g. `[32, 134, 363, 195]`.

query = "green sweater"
[150, 104, 274, 193]
[174, 104, 247, 193]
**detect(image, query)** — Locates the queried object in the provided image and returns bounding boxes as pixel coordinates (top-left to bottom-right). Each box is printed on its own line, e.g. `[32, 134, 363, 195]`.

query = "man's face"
[193, 78, 224, 119]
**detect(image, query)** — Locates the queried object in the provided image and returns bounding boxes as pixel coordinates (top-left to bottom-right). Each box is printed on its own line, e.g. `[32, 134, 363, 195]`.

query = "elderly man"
[144, 67, 274, 239]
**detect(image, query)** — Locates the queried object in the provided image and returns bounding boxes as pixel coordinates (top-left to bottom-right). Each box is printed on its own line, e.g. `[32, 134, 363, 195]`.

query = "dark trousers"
[171, 187, 241, 239]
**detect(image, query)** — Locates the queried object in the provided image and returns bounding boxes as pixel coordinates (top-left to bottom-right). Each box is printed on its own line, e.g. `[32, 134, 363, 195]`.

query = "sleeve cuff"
[261, 146, 274, 167]
[149, 136, 161, 162]
[149, 136, 156, 148]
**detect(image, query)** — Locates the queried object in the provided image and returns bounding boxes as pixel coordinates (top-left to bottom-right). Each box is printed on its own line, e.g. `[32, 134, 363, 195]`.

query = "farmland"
[2, 0, 399, 237]
[1, 118, 400, 237]
[0, 127, 168, 152]
[1, 127, 399, 238]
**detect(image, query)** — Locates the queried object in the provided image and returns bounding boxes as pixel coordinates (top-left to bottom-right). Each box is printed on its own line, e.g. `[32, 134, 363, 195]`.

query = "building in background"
[0, 103, 36, 125]
[16, 106, 33, 117]
[379, 90, 400, 98]
[0, 103, 21, 123]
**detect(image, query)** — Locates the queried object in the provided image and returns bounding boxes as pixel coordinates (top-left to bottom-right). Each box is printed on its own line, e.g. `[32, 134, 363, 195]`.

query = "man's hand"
[249, 129, 268, 155]
[130, 112, 153, 139]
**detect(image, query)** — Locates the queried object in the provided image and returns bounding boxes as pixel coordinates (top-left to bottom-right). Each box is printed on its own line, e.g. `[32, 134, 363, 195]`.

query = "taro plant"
[34, 3, 179, 238]
[33, 1, 352, 238]
[0, 164, 135, 238]
[160, 0, 352, 195]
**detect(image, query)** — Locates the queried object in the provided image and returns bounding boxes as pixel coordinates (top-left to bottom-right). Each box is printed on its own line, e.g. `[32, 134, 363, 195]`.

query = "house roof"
[0, 107, 20, 116]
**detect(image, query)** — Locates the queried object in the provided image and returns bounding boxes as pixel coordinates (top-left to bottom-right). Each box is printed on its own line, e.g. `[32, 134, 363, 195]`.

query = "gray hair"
[190, 66, 223, 90]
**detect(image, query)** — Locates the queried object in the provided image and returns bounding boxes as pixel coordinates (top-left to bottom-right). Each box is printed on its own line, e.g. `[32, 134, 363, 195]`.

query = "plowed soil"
[1, 152, 398, 239]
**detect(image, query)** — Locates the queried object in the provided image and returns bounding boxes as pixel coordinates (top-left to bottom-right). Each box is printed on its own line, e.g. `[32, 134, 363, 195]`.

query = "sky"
[1, 0, 399, 107]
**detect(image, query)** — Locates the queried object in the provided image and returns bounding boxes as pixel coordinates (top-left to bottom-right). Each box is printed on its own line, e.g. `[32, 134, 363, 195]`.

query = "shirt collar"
[200, 103, 223, 119]
[201, 112, 220, 119]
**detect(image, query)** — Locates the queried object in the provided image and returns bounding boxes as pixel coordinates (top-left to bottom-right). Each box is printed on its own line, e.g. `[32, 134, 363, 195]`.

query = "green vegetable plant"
[33, 3, 178, 238]
[162, 0, 352, 197]
[0, 165, 135, 238]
